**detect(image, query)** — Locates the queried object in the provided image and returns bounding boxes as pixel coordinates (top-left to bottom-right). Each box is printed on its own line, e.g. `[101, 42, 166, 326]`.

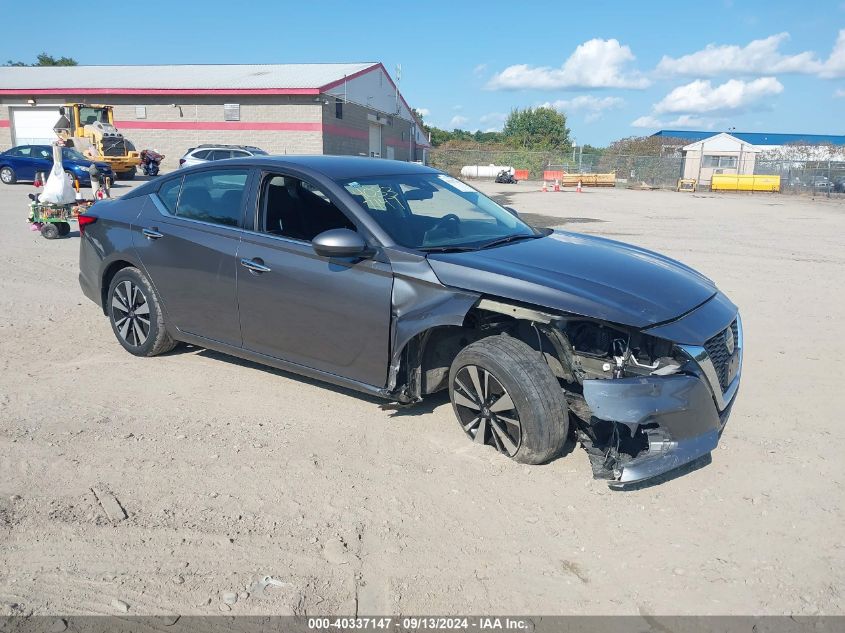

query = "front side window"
[175, 169, 249, 227]
[260, 174, 355, 242]
[340, 173, 536, 250]
[191, 149, 211, 160]
[157, 176, 182, 214]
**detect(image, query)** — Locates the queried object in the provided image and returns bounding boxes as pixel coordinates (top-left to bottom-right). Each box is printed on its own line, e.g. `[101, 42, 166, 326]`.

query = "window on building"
[175, 169, 249, 227]
[224, 103, 240, 121]
[260, 174, 356, 242]
[703, 155, 738, 169]
[335, 98, 343, 119]
[135, 106, 146, 119]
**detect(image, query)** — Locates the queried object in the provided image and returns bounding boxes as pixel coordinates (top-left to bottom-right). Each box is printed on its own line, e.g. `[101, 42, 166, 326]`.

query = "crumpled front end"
[576, 307, 743, 488]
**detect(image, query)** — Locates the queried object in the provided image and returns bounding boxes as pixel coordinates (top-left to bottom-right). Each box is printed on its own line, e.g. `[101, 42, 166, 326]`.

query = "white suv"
[179, 145, 268, 168]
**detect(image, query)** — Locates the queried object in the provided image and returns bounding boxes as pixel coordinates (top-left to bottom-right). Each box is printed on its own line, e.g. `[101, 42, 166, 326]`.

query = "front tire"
[56, 222, 71, 236]
[107, 267, 176, 357]
[119, 169, 136, 181]
[449, 335, 569, 464]
[0, 166, 16, 184]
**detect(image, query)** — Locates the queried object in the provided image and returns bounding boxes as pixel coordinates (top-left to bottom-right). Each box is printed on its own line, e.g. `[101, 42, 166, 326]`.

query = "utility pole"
[395, 64, 401, 115]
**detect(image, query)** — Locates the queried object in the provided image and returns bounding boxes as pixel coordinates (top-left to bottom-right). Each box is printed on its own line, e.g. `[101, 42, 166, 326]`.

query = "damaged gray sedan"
[78, 156, 742, 487]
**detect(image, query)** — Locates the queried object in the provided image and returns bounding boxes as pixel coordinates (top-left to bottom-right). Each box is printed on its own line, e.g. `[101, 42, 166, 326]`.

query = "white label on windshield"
[438, 175, 475, 193]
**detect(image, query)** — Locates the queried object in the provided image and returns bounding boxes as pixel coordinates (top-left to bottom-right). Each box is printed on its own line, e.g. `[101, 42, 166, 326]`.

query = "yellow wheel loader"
[53, 104, 141, 180]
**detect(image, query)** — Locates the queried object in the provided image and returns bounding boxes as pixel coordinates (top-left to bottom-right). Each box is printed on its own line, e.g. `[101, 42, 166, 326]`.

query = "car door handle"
[240, 258, 271, 273]
[142, 228, 164, 240]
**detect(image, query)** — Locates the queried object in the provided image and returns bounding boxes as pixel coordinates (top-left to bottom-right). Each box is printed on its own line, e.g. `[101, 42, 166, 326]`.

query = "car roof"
[248, 155, 439, 179]
[125, 156, 440, 199]
[191, 144, 265, 152]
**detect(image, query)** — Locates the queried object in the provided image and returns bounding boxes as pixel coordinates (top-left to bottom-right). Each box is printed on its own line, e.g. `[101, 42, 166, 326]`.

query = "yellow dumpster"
[710, 174, 781, 192]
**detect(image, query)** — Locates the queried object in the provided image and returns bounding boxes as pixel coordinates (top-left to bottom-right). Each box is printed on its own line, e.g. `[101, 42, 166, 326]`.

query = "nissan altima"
[77, 156, 742, 487]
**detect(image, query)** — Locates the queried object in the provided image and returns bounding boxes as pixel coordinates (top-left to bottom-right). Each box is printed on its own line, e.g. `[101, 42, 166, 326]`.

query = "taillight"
[78, 214, 97, 234]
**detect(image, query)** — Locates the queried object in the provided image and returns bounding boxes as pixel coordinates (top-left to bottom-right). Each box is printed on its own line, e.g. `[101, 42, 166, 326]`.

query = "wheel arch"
[100, 259, 137, 314]
[390, 295, 576, 402]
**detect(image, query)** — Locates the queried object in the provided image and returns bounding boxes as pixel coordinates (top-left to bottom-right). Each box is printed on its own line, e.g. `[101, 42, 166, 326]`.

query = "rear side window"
[157, 177, 182, 214]
[176, 169, 249, 227]
[209, 150, 232, 161]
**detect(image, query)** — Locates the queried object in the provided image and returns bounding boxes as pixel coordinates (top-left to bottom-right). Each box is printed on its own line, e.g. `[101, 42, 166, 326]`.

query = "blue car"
[0, 144, 113, 186]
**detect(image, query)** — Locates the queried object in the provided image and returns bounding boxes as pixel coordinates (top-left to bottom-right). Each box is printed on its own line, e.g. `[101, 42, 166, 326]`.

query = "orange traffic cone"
[576, 179, 583, 193]
[541, 181, 548, 192]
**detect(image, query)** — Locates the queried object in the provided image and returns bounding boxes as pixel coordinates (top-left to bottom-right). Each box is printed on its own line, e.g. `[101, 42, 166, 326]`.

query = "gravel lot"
[1, 177, 843, 617]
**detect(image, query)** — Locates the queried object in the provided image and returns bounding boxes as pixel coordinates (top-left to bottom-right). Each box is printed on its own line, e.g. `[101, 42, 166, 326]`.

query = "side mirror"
[58, 106, 66, 115]
[312, 228, 369, 258]
[505, 206, 520, 218]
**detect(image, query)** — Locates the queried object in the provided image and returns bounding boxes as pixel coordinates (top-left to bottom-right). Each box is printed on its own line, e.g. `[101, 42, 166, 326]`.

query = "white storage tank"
[460, 164, 513, 179]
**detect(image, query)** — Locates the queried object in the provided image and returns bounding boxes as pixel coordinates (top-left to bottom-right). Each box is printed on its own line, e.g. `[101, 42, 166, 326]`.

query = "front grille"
[703, 320, 739, 391]
[101, 138, 126, 157]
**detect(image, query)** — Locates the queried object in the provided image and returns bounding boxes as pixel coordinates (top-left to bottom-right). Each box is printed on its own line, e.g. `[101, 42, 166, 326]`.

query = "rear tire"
[119, 169, 136, 181]
[449, 335, 569, 464]
[0, 166, 16, 184]
[107, 267, 176, 357]
[40, 223, 59, 240]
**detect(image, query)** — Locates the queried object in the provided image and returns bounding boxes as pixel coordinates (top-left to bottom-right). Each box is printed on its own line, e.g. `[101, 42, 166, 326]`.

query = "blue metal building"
[652, 130, 845, 146]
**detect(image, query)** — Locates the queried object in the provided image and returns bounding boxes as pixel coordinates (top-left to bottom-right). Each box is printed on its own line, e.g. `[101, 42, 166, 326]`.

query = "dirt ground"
[1, 177, 843, 617]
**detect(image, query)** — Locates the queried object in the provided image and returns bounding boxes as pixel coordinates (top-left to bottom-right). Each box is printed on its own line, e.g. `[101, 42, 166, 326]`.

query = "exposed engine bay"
[396, 296, 736, 487]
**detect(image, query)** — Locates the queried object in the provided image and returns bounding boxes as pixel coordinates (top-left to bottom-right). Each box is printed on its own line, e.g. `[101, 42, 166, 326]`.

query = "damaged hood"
[426, 231, 717, 328]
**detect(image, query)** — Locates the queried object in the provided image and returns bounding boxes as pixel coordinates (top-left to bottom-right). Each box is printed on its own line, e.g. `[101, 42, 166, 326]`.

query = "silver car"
[178, 144, 268, 168]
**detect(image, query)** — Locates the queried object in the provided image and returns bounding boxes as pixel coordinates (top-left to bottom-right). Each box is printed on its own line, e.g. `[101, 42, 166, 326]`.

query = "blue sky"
[3, 0, 844, 145]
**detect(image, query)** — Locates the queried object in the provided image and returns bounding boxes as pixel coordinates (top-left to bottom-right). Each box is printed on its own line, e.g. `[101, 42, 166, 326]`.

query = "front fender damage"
[386, 275, 479, 402]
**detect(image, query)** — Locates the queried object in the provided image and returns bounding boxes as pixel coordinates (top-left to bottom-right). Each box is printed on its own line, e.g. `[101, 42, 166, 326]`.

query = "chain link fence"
[754, 159, 845, 197]
[429, 148, 845, 197]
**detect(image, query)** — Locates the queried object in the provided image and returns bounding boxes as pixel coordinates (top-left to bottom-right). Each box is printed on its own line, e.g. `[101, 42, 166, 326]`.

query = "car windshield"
[340, 173, 537, 250]
[62, 148, 88, 162]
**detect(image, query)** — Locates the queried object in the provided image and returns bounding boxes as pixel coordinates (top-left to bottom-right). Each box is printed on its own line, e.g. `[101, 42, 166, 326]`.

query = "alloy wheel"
[111, 280, 151, 347]
[0, 168, 12, 184]
[452, 364, 522, 456]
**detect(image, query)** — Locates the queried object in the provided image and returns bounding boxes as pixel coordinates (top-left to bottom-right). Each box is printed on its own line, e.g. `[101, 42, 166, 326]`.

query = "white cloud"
[656, 33, 822, 77]
[653, 77, 783, 114]
[540, 95, 624, 122]
[473, 63, 488, 76]
[479, 112, 506, 123]
[631, 114, 715, 129]
[449, 115, 469, 128]
[487, 38, 649, 90]
[657, 30, 845, 79]
[820, 29, 845, 78]
[835, 88, 845, 97]
[416, 107, 430, 117]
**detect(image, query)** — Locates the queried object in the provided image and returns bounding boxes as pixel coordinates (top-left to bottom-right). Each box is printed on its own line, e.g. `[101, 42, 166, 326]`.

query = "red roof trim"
[0, 88, 321, 96]
[318, 63, 383, 92]
[114, 120, 321, 131]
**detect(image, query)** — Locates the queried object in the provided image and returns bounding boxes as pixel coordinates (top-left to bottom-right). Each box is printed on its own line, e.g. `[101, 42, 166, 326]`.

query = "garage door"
[11, 108, 60, 145]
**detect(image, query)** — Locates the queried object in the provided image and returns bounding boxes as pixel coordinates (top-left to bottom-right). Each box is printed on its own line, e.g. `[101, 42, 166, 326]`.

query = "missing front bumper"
[580, 373, 737, 488]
